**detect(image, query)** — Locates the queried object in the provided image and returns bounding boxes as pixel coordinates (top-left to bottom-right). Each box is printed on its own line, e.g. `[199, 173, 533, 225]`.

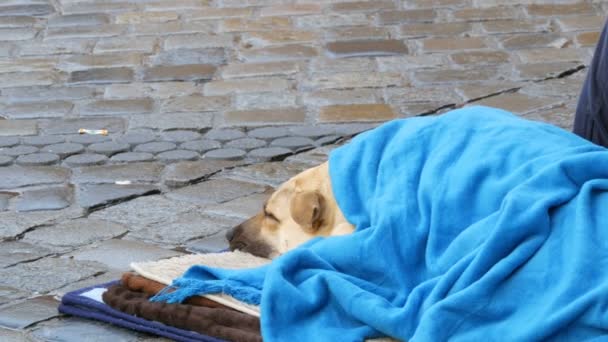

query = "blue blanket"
[153, 106, 608, 341]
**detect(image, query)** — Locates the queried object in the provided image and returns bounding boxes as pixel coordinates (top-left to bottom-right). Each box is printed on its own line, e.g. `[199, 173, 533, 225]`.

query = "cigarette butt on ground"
[78, 128, 108, 135]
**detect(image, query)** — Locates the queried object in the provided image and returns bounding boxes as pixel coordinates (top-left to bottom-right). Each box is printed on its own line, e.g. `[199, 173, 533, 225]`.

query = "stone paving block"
[1, 100, 73, 119]
[0, 296, 59, 330]
[22, 135, 64, 146]
[302, 88, 380, 106]
[40, 117, 126, 135]
[377, 9, 436, 25]
[164, 33, 233, 50]
[325, 39, 408, 58]
[0, 257, 106, 293]
[423, 37, 487, 52]
[0, 145, 38, 157]
[129, 113, 214, 131]
[516, 48, 587, 64]
[0, 155, 13, 166]
[127, 211, 241, 245]
[69, 67, 134, 84]
[94, 36, 157, 53]
[556, 16, 606, 32]
[180, 139, 221, 153]
[385, 86, 461, 105]
[0, 16, 38, 28]
[330, 1, 396, 12]
[76, 183, 159, 209]
[221, 17, 291, 32]
[110, 152, 154, 163]
[186, 232, 230, 254]
[223, 161, 310, 187]
[316, 135, 342, 146]
[204, 148, 247, 160]
[0, 27, 37, 41]
[248, 126, 289, 139]
[18, 39, 92, 56]
[455, 81, 523, 102]
[203, 128, 245, 141]
[0, 71, 57, 87]
[242, 30, 317, 47]
[80, 98, 154, 115]
[146, 47, 226, 66]
[414, 67, 499, 83]
[303, 72, 403, 90]
[473, 91, 559, 115]
[131, 21, 215, 37]
[0, 136, 20, 148]
[72, 162, 164, 184]
[89, 194, 195, 229]
[1, 86, 96, 103]
[289, 126, 336, 138]
[221, 61, 300, 79]
[204, 191, 270, 220]
[0, 206, 84, 240]
[576, 31, 600, 47]
[68, 134, 111, 145]
[311, 56, 376, 74]
[16, 152, 59, 166]
[68, 239, 182, 271]
[400, 22, 472, 37]
[116, 131, 157, 145]
[42, 142, 84, 158]
[481, 19, 550, 34]
[162, 159, 241, 188]
[142, 0, 213, 10]
[224, 108, 307, 125]
[248, 147, 293, 161]
[0, 191, 15, 210]
[134, 141, 177, 154]
[29, 317, 144, 342]
[451, 50, 511, 64]
[454, 6, 521, 21]
[239, 44, 318, 62]
[184, 7, 252, 20]
[115, 11, 179, 24]
[0, 286, 28, 306]
[47, 13, 110, 27]
[319, 104, 396, 122]
[0, 5, 54, 17]
[14, 185, 71, 212]
[64, 153, 108, 167]
[260, 4, 321, 17]
[235, 92, 297, 110]
[160, 94, 230, 113]
[87, 141, 131, 157]
[296, 13, 369, 28]
[161, 130, 201, 142]
[325, 26, 389, 41]
[285, 146, 334, 167]
[225, 138, 266, 150]
[0, 165, 69, 189]
[204, 77, 290, 96]
[270, 136, 315, 149]
[167, 178, 266, 206]
[105, 82, 201, 100]
[0, 241, 52, 268]
[61, 53, 144, 71]
[156, 149, 199, 163]
[500, 33, 564, 49]
[525, 3, 594, 17]
[45, 24, 126, 40]
[142, 64, 216, 82]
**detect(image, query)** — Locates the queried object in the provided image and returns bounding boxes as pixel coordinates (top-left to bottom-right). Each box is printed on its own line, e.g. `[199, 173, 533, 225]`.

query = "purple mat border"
[59, 280, 224, 342]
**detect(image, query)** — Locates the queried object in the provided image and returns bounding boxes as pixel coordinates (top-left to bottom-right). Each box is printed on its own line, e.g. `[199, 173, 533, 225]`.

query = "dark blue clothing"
[574, 19, 608, 147]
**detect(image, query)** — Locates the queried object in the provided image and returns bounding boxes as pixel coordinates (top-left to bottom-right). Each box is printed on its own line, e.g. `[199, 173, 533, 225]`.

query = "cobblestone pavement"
[0, 0, 605, 340]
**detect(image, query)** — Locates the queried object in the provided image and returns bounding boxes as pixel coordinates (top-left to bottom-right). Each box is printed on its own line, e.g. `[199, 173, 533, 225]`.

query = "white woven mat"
[130, 251, 270, 317]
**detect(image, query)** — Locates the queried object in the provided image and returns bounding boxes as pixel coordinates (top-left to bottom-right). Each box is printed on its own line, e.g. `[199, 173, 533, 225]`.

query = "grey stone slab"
[224, 161, 310, 187]
[88, 141, 130, 156]
[316, 135, 343, 146]
[247, 126, 289, 139]
[127, 211, 241, 245]
[330, 123, 377, 136]
[14, 186, 72, 212]
[156, 149, 199, 162]
[0, 136, 19, 148]
[39, 117, 126, 135]
[0, 5, 55, 17]
[180, 139, 220, 153]
[225, 138, 266, 150]
[89, 195, 196, 230]
[0, 192, 15, 211]
[68, 133, 111, 145]
[22, 218, 127, 252]
[21, 135, 64, 147]
[186, 231, 230, 254]
[0, 241, 52, 268]
[52, 270, 123, 298]
[76, 184, 159, 209]
[41, 142, 85, 158]
[0, 155, 13, 166]
[110, 152, 154, 163]
[147, 48, 226, 66]
[15, 152, 60, 166]
[163, 159, 241, 188]
[0, 296, 59, 330]
[270, 136, 315, 149]
[0, 257, 106, 293]
[0, 207, 84, 240]
[203, 128, 245, 141]
[248, 147, 292, 161]
[64, 153, 108, 167]
[0, 120, 37, 136]
[116, 132, 157, 145]
[68, 239, 182, 271]
[0, 286, 28, 306]
[204, 191, 271, 220]
[166, 178, 266, 205]
[48, 14, 110, 28]
[289, 126, 336, 138]
[161, 130, 202, 142]
[0, 165, 69, 189]
[72, 162, 164, 184]
[284, 145, 335, 166]
[0, 145, 38, 157]
[134, 141, 176, 153]
[29, 317, 143, 342]
[204, 148, 246, 160]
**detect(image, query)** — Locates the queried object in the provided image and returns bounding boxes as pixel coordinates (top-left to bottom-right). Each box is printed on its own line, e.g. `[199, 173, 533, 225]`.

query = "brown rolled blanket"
[102, 284, 262, 342]
[121, 273, 230, 310]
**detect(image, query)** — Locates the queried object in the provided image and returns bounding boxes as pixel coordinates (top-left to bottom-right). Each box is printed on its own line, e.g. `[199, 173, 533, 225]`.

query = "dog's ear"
[290, 191, 325, 233]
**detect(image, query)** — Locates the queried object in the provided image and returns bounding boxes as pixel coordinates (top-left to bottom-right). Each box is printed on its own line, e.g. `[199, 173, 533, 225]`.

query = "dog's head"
[225, 162, 353, 258]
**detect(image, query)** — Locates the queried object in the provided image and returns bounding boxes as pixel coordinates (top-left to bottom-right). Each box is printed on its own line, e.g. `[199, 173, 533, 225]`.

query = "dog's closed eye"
[263, 205, 280, 222]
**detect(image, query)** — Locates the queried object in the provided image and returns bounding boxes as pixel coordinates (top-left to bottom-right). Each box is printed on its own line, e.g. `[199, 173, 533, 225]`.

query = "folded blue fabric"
[152, 106, 608, 341]
[59, 281, 223, 342]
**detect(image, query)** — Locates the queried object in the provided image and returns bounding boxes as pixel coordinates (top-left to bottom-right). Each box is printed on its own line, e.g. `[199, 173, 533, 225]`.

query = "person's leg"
[573, 19, 608, 148]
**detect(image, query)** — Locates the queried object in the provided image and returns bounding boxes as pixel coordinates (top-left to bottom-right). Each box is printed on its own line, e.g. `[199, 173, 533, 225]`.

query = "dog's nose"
[225, 227, 237, 242]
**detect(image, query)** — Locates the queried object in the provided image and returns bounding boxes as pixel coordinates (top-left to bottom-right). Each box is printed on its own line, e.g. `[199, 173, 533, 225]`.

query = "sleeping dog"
[225, 162, 354, 258]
